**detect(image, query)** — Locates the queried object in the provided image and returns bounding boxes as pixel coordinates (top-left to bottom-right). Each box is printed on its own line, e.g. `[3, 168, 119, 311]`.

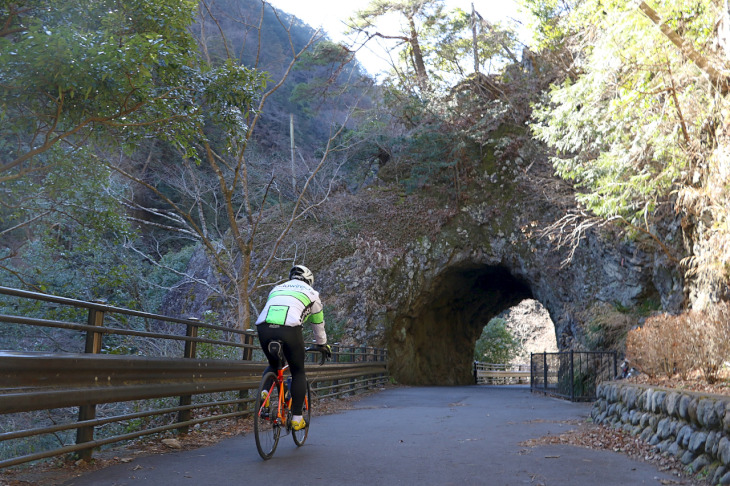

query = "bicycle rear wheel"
[292, 380, 311, 446]
[254, 371, 281, 460]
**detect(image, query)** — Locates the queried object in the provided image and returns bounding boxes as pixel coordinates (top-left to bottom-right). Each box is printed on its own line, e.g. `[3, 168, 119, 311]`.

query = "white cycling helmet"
[289, 265, 314, 286]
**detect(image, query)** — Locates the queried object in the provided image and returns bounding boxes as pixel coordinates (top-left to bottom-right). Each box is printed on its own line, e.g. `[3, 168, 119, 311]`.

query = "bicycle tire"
[254, 371, 281, 460]
[292, 380, 311, 446]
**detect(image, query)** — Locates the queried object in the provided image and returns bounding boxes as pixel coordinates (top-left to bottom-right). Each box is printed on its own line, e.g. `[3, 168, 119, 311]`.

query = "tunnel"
[386, 264, 534, 385]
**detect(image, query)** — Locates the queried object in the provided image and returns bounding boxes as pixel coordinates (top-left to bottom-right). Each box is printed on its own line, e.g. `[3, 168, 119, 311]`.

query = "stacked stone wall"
[592, 382, 730, 485]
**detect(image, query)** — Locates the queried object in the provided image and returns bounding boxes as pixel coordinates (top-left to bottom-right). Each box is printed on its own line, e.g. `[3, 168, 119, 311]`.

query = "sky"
[266, 0, 531, 76]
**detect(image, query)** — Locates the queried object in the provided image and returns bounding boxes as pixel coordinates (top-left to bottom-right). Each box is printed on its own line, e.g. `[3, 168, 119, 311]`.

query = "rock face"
[163, 137, 686, 386]
[501, 299, 558, 364]
[319, 140, 685, 385]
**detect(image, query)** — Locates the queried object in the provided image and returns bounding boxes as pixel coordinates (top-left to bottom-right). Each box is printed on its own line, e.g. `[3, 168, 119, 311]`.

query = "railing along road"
[0, 286, 388, 469]
[473, 362, 530, 385]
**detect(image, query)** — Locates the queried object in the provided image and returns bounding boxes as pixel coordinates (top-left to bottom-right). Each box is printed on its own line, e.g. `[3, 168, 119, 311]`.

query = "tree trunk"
[471, 3, 480, 74]
[720, 0, 730, 62]
[290, 114, 296, 193]
[637, 1, 729, 94]
[407, 15, 429, 92]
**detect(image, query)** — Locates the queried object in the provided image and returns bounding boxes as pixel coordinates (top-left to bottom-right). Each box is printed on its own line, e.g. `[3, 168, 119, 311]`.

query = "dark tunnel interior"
[387, 265, 535, 385]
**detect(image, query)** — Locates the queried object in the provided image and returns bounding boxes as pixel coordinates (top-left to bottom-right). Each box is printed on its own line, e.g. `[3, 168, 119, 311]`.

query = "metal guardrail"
[473, 362, 530, 385]
[530, 351, 617, 401]
[0, 286, 388, 468]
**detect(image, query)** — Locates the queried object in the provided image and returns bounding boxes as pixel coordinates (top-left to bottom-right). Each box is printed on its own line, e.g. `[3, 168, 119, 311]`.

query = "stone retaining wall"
[592, 382, 730, 485]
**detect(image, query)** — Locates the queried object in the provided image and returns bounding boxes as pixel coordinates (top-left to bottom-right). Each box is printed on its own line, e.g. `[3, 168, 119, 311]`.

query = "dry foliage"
[626, 369, 730, 396]
[580, 302, 635, 351]
[520, 421, 705, 485]
[685, 303, 730, 384]
[626, 302, 730, 384]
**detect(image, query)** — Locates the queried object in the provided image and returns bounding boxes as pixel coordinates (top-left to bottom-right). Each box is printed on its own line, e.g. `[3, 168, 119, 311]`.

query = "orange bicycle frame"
[261, 364, 308, 426]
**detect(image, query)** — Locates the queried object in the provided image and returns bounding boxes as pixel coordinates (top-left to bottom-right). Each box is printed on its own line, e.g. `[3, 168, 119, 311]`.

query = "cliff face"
[163, 134, 688, 385]
[318, 135, 686, 385]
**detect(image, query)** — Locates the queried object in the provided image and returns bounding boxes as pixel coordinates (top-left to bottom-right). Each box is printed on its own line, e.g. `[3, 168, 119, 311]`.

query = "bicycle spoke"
[254, 372, 281, 459]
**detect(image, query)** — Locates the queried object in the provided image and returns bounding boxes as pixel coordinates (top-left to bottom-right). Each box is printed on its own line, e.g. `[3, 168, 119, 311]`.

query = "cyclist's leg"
[293, 380, 311, 446]
[280, 326, 306, 416]
[256, 323, 284, 389]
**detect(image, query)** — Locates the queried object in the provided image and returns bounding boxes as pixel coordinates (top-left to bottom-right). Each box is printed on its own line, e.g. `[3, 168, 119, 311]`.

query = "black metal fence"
[530, 351, 617, 401]
[0, 286, 388, 468]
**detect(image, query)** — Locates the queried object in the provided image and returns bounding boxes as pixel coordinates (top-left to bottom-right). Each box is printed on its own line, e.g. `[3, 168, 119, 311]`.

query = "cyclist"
[255, 264, 331, 431]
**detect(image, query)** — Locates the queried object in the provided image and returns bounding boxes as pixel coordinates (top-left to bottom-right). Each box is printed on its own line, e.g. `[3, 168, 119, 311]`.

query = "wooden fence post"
[331, 344, 340, 396]
[75, 302, 106, 461]
[241, 330, 254, 361]
[239, 329, 255, 412]
[177, 318, 199, 434]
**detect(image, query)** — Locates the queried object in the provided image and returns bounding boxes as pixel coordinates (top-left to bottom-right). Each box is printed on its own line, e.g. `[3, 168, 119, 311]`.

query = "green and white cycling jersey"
[255, 279, 327, 345]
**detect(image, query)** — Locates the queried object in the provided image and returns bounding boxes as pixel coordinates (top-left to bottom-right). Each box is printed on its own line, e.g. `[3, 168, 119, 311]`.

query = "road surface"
[61, 386, 684, 485]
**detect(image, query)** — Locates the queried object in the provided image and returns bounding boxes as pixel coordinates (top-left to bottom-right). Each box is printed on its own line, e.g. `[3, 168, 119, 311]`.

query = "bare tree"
[109, 0, 365, 333]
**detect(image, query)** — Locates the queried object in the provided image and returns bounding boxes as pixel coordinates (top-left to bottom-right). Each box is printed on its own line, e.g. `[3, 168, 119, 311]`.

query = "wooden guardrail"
[0, 286, 388, 469]
[0, 351, 387, 468]
[473, 362, 530, 385]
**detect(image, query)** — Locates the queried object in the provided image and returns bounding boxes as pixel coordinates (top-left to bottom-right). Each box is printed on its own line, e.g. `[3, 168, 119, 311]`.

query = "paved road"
[62, 386, 683, 486]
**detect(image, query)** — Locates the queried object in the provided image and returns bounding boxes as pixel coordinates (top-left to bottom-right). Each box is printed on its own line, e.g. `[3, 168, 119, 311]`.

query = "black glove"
[306, 344, 332, 364]
[317, 344, 332, 360]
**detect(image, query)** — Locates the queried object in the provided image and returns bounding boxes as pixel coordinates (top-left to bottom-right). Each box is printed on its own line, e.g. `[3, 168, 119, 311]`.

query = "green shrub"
[474, 318, 522, 364]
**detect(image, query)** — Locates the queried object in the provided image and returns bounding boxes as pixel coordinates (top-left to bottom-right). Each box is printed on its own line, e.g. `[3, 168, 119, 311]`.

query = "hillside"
[1, 0, 729, 384]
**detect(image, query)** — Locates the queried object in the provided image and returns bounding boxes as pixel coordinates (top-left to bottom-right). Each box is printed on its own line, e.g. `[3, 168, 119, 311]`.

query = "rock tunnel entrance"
[387, 264, 534, 385]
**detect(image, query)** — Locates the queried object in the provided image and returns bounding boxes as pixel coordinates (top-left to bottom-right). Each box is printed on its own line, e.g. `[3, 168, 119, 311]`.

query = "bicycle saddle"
[268, 340, 284, 360]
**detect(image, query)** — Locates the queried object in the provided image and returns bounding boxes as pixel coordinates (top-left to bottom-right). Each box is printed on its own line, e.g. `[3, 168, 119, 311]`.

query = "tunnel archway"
[386, 264, 534, 385]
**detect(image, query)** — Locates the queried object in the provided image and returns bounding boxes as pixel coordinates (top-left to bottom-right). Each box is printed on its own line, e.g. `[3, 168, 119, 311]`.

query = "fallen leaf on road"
[162, 438, 182, 449]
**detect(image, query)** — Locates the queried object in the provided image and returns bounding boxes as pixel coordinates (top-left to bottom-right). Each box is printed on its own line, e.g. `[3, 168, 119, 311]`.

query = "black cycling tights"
[256, 324, 307, 415]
